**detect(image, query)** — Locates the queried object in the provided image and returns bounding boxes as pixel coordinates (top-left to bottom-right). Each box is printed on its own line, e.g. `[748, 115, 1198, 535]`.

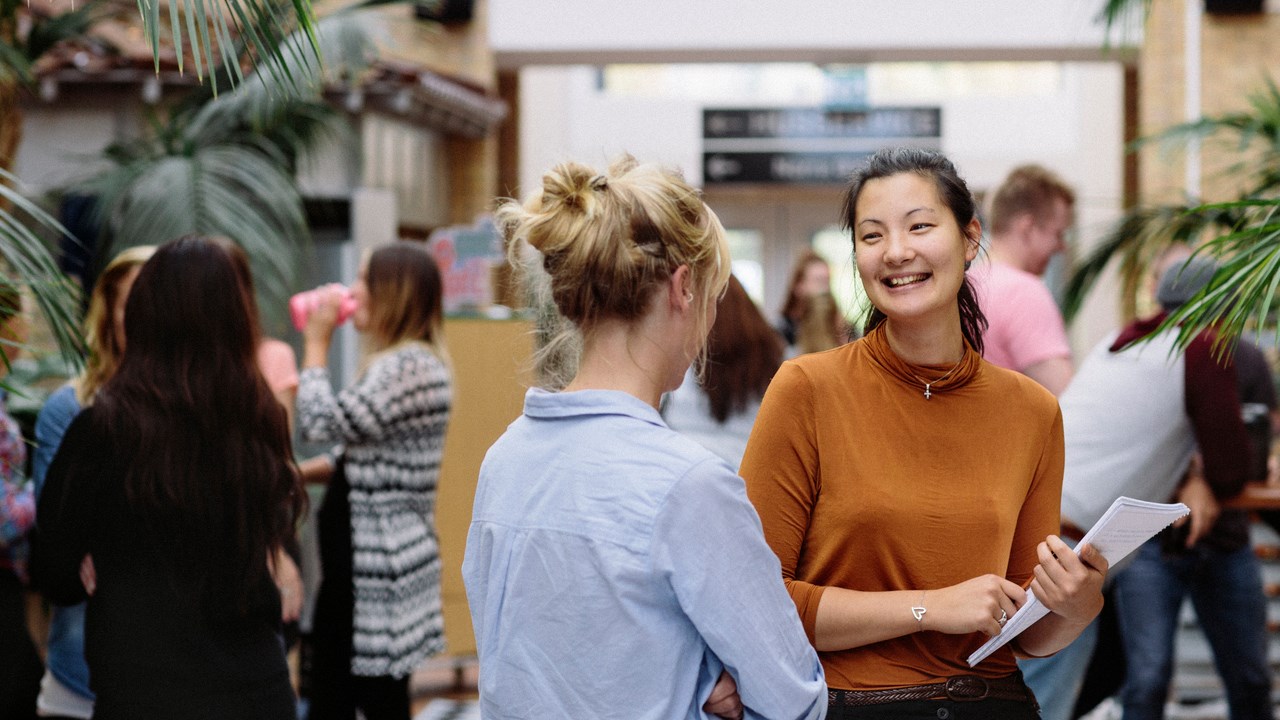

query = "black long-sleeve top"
[29, 407, 294, 720]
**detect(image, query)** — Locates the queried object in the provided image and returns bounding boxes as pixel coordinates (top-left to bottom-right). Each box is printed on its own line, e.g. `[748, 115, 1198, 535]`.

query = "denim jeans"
[1018, 616, 1098, 720]
[1018, 537, 1099, 720]
[1113, 537, 1271, 720]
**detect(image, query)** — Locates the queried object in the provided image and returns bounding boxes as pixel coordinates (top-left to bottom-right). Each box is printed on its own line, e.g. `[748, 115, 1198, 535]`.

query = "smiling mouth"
[884, 273, 930, 288]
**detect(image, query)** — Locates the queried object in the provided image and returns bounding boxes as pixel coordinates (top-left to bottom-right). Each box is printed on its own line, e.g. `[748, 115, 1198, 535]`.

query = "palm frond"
[23, 1, 106, 63]
[0, 170, 85, 369]
[0, 42, 33, 85]
[74, 145, 308, 333]
[134, 0, 320, 95]
[1157, 199, 1280, 358]
[182, 84, 346, 164]
[1096, 0, 1149, 48]
[1063, 204, 1236, 322]
[1064, 74, 1280, 320]
[1130, 75, 1280, 196]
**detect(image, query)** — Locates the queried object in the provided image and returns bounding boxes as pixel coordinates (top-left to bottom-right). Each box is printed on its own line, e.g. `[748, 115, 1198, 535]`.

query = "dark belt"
[1060, 521, 1086, 543]
[828, 673, 1036, 707]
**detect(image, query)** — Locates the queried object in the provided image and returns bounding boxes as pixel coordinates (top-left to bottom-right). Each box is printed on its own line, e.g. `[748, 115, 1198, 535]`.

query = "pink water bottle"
[289, 284, 358, 331]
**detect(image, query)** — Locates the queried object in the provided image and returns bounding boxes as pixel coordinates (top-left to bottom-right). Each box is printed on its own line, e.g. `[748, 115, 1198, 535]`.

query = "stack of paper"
[966, 496, 1189, 666]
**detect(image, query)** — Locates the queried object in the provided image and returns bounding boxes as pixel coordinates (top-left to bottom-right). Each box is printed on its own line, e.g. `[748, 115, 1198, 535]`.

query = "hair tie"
[589, 174, 609, 191]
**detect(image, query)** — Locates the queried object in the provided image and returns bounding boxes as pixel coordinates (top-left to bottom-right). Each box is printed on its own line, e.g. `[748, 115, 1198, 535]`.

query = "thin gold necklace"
[908, 358, 964, 400]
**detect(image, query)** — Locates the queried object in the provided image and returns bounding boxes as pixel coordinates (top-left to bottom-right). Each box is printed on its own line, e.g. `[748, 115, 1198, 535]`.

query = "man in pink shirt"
[972, 165, 1081, 720]
[971, 165, 1076, 396]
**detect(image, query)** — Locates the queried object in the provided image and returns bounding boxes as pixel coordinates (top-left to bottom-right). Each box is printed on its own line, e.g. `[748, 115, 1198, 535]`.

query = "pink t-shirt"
[969, 259, 1071, 372]
[257, 337, 299, 396]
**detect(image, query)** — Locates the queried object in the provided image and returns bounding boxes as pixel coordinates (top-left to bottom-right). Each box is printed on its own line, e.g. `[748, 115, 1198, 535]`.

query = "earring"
[964, 260, 972, 271]
[684, 292, 694, 303]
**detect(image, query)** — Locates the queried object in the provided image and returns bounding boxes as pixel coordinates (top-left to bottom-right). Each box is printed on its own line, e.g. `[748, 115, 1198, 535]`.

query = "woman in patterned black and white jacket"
[297, 241, 452, 720]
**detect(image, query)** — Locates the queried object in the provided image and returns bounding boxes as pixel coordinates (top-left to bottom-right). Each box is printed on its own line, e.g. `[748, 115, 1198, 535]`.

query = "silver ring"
[998, 609, 1008, 626]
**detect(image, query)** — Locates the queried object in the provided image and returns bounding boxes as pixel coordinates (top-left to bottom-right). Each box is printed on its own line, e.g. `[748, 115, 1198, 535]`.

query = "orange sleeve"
[741, 361, 827, 643]
[1007, 403, 1065, 589]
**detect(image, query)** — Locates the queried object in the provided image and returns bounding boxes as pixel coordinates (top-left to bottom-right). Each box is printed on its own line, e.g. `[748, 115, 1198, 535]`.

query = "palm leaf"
[1063, 204, 1237, 322]
[0, 41, 32, 85]
[1131, 76, 1280, 197]
[74, 145, 308, 333]
[1063, 76, 1280, 323]
[1157, 199, 1280, 358]
[1096, 0, 1149, 48]
[133, 0, 320, 95]
[22, 1, 106, 64]
[0, 170, 85, 369]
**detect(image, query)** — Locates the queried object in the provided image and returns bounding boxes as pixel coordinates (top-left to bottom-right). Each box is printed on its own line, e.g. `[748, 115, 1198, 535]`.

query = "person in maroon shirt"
[1107, 257, 1268, 720]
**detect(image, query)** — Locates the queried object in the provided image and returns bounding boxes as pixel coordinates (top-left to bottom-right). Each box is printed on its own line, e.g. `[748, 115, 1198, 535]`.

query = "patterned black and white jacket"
[299, 341, 453, 677]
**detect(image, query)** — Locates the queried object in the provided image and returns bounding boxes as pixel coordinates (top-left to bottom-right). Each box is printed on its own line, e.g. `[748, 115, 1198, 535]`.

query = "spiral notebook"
[966, 496, 1189, 666]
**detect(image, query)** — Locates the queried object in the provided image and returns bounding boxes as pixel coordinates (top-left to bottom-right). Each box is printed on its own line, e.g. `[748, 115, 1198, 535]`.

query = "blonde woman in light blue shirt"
[463, 156, 826, 720]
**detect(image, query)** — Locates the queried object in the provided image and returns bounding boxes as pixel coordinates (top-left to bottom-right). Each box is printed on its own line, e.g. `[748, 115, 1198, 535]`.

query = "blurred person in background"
[30, 245, 153, 720]
[32, 241, 304, 719]
[1, 282, 41, 720]
[778, 250, 847, 355]
[32, 235, 305, 719]
[664, 274, 784, 468]
[1074, 256, 1265, 720]
[297, 241, 453, 720]
[971, 164, 1075, 397]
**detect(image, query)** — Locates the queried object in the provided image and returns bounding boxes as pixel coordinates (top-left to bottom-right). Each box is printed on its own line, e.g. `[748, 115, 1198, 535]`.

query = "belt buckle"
[944, 676, 989, 702]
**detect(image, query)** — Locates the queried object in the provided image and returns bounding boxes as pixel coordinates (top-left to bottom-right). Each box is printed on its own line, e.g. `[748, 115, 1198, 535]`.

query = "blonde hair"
[76, 245, 157, 405]
[498, 156, 730, 390]
[988, 164, 1075, 236]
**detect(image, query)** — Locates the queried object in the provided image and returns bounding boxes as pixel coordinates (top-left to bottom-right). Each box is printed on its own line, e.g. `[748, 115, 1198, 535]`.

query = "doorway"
[706, 185, 863, 327]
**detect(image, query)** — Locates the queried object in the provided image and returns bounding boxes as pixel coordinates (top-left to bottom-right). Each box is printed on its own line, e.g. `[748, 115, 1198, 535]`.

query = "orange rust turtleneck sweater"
[740, 324, 1064, 691]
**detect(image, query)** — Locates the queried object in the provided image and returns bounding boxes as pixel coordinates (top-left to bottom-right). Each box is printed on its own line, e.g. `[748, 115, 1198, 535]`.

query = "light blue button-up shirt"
[463, 388, 826, 720]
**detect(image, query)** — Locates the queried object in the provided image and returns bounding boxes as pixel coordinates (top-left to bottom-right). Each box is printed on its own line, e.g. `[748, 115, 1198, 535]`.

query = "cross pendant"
[923, 384, 932, 400]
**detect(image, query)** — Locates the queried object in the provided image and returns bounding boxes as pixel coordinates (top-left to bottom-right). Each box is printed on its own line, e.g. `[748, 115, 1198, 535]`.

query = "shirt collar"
[1110, 311, 1169, 352]
[523, 387, 666, 426]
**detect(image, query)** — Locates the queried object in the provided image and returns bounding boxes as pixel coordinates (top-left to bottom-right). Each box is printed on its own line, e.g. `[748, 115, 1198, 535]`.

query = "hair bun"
[542, 163, 598, 216]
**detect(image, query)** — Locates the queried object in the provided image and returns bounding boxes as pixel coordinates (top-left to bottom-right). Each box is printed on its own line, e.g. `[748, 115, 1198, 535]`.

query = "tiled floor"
[404, 657, 1280, 720]
[409, 656, 479, 720]
[413, 699, 481, 720]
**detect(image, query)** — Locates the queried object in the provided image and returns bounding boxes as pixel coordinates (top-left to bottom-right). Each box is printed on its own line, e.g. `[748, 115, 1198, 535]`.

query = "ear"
[964, 219, 982, 263]
[668, 264, 693, 312]
[1011, 212, 1037, 241]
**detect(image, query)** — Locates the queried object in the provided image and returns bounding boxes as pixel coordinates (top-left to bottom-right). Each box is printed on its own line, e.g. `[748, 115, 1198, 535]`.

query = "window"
[811, 226, 867, 326]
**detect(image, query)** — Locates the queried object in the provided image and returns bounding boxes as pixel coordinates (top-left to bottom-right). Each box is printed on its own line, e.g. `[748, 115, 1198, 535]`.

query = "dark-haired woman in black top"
[32, 235, 305, 719]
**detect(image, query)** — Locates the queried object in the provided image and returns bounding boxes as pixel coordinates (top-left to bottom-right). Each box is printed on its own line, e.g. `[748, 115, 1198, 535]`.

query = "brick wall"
[1140, 0, 1280, 205]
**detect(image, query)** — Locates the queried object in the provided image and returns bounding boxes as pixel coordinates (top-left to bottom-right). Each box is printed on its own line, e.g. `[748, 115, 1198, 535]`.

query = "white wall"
[518, 66, 701, 200]
[15, 90, 137, 193]
[491, 1, 1136, 66]
[517, 60, 1126, 356]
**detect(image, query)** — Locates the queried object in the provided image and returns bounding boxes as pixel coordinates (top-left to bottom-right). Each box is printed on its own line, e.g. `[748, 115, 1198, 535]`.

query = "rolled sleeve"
[652, 457, 826, 720]
[740, 362, 828, 641]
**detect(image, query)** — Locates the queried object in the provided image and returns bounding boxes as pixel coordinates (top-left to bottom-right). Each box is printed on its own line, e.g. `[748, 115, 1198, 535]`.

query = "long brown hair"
[214, 237, 264, 344]
[364, 242, 446, 358]
[702, 275, 783, 423]
[780, 250, 844, 350]
[94, 235, 304, 618]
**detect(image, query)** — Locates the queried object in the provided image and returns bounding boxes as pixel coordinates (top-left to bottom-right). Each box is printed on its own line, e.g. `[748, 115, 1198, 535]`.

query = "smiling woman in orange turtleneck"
[740, 147, 1108, 720]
